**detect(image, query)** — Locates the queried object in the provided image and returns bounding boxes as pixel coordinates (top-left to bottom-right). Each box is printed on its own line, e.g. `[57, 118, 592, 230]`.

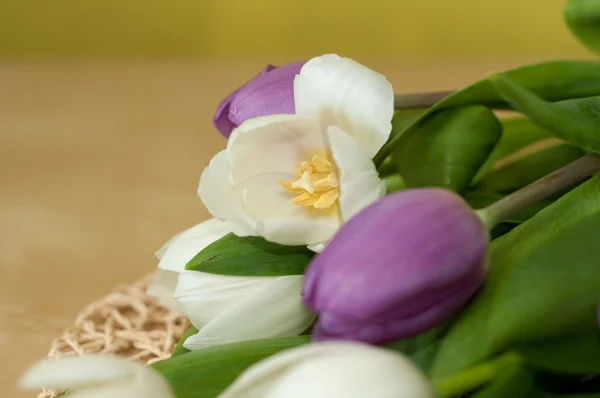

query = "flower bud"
[303, 188, 488, 345]
[213, 61, 305, 137]
[218, 342, 435, 398]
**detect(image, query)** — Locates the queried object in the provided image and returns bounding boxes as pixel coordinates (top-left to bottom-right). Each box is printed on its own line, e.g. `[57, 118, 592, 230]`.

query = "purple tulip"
[213, 61, 306, 137]
[303, 188, 488, 345]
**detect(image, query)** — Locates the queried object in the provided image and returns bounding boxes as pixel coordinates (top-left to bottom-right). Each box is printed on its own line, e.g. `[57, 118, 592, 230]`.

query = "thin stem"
[478, 153, 600, 229]
[434, 352, 521, 398]
[394, 90, 454, 109]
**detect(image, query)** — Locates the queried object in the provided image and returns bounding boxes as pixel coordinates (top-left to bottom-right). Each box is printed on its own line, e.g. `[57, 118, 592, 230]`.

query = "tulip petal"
[219, 342, 434, 398]
[294, 54, 394, 158]
[156, 219, 231, 273]
[19, 355, 172, 398]
[213, 64, 277, 137]
[175, 272, 274, 329]
[252, 217, 338, 246]
[183, 276, 315, 350]
[327, 126, 385, 223]
[198, 151, 255, 236]
[227, 115, 327, 185]
[154, 231, 184, 261]
[227, 62, 304, 129]
[147, 270, 181, 311]
[19, 356, 134, 388]
[237, 172, 340, 246]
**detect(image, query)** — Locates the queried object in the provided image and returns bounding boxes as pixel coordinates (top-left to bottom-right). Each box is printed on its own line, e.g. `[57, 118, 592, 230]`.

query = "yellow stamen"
[312, 155, 332, 173]
[279, 154, 340, 210]
[313, 173, 339, 191]
[300, 161, 314, 173]
[292, 192, 320, 206]
[279, 180, 304, 193]
[313, 189, 339, 209]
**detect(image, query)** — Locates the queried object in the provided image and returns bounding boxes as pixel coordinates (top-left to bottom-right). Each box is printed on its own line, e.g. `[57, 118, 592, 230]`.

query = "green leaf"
[489, 74, 600, 153]
[185, 233, 313, 276]
[392, 105, 501, 193]
[471, 362, 600, 398]
[386, 322, 452, 374]
[430, 174, 600, 379]
[472, 117, 554, 184]
[565, 0, 600, 56]
[374, 60, 600, 164]
[388, 108, 427, 143]
[516, 331, 600, 374]
[172, 327, 199, 357]
[473, 142, 585, 193]
[152, 336, 310, 398]
[470, 363, 544, 398]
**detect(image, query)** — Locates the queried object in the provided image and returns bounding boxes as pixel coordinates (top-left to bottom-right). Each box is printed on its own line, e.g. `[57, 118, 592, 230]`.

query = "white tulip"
[218, 342, 435, 398]
[199, 54, 393, 251]
[19, 355, 173, 398]
[148, 218, 316, 350]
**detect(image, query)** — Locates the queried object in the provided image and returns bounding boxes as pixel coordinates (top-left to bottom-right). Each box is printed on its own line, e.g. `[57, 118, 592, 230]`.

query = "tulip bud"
[218, 342, 435, 398]
[213, 61, 305, 137]
[303, 188, 488, 345]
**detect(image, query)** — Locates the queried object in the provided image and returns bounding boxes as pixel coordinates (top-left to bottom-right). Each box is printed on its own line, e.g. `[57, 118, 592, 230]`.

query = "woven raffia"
[37, 274, 190, 398]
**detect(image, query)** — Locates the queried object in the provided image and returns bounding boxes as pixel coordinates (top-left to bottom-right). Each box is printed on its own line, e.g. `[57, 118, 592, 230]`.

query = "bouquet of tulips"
[19, 1, 600, 397]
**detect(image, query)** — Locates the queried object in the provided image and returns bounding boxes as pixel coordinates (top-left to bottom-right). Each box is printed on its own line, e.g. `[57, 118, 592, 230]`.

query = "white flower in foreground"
[199, 54, 393, 251]
[218, 342, 435, 398]
[148, 218, 316, 350]
[19, 355, 173, 398]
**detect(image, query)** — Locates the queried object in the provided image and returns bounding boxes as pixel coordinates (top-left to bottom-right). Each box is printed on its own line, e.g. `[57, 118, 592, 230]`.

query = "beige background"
[0, 57, 581, 396]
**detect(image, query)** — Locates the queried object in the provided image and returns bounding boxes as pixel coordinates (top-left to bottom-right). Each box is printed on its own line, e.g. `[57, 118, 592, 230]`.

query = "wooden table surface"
[0, 57, 549, 396]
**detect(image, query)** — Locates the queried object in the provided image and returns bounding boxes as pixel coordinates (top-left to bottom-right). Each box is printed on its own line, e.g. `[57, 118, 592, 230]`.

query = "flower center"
[279, 155, 340, 209]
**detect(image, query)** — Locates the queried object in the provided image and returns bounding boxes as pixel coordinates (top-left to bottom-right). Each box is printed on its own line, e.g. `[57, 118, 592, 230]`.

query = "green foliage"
[392, 105, 501, 193]
[489, 74, 600, 153]
[153, 336, 310, 398]
[172, 327, 199, 357]
[473, 142, 584, 193]
[472, 117, 554, 184]
[431, 175, 600, 379]
[374, 60, 600, 164]
[565, 0, 600, 56]
[185, 233, 313, 276]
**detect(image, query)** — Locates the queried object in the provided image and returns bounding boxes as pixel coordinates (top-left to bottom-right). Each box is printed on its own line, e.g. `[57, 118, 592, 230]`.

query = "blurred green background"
[0, 0, 590, 58]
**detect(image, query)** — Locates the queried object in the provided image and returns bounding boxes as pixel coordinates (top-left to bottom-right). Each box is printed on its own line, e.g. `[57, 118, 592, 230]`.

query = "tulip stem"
[478, 153, 600, 229]
[434, 352, 521, 397]
[394, 91, 454, 109]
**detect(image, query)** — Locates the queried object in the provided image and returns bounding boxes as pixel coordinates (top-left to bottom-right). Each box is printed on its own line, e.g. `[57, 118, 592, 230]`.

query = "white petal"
[183, 276, 315, 350]
[252, 217, 338, 247]
[154, 231, 184, 261]
[219, 343, 434, 398]
[19, 355, 173, 398]
[239, 172, 304, 219]
[157, 218, 231, 273]
[236, 172, 340, 246]
[294, 54, 394, 158]
[198, 151, 253, 236]
[327, 126, 386, 223]
[146, 270, 182, 311]
[175, 272, 274, 330]
[307, 242, 327, 253]
[227, 115, 326, 185]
